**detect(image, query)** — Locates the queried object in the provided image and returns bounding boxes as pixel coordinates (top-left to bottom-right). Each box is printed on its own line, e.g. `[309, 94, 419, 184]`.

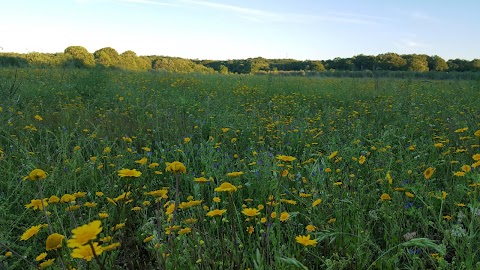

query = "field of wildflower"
[0, 68, 479, 269]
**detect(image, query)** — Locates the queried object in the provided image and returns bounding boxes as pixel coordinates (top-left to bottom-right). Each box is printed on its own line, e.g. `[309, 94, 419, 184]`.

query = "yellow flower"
[312, 198, 322, 207]
[436, 191, 448, 200]
[73, 145, 81, 151]
[386, 172, 393, 185]
[306, 225, 316, 232]
[71, 242, 103, 261]
[279, 212, 289, 222]
[242, 208, 260, 217]
[280, 199, 297, 205]
[25, 199, 48, 210]
[454, 171, 466, 177]
[98, 212, 109, 219]
[95, 192, 104, 197]
[60, 194, 76, 203]
[358, 155, 366, 164]
[324, 168, 332, 173]
[434, 143, 444, 148]
[5, 251, 12, 257]
[178, 200, 203, 210]
[165, 225, 181, 235]
[20, 224, 42, 240]
[102, 242, 121, 252]
[183, 137, 191, 144]
[144, 189, 168, 198]
[474, 130, 480, 137]
[165, 161, 187, 174]
[194, 177, 210, 183]
[327, 218, 336, 224]
[34, 115, 43, 121]
[206, 209, 227, 217]
[118, 168, 142, 177]
[23, 168, 47, 181]
[36, 252, 47, 261]
[113, 191, 132, 202]
[111, 223, 125, 231]
[276, 155, 296, 162]
[213, 197, 221, 203]
[214, 182, 237, 192]
[454, 127, 468, 133]
[67, 220, 102, 248]
[135, 157, 148, 165]
[148, 162, 159, 168]
[48, 195, 60, 204]
[178, 227, 191, 235]
[39, 258, 55, 269]
[143, 235, 155, 243]
[461, 165, 471, 172]
[295, 235, 317, 247]
[247, 226, 254, 234]
[380, 193, 391, 201]
[328, 151, 338, 159]
[84, 202, 97, 208]
[405, 192, 415, 198]
[226, 171, 244, 177]
[423, 167, 435, 179]
[46, 233, 65, 250]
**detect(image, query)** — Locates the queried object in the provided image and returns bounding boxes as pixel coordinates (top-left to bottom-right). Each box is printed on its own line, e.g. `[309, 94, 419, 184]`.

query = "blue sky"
[0, 0, 478, 60]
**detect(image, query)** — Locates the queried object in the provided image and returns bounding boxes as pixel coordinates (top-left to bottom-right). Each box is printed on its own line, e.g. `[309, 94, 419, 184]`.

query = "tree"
[376, 53, 407, 71]
[118, 50, 140, 70]
[447, 59, 470, 72]
[353, 54, 377, 71]
[219, 65, 229, 74]
[427, 55, 448, 71]
[64, 46, 95, 68]
[94, 47, 120, 67]
[470, 59, 480, 71]
[306, 60, 325, 72]
[405, 54, 429, 72]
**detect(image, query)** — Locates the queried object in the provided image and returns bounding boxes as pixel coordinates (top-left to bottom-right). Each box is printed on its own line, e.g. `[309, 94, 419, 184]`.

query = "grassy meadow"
[0, 68, 479, 269]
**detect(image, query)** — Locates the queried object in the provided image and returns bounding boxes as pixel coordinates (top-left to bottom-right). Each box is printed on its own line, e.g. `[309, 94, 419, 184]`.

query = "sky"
[0, 0, 479, 61]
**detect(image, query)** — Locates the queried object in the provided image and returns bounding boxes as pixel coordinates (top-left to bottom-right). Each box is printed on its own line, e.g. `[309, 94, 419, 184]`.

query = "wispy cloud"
[119, 0, 179, 7]
[394, 39, 430, 51]
[327, 11, 395, 24]
[115, 0, 389, 25]
[410, 11, 438, 23]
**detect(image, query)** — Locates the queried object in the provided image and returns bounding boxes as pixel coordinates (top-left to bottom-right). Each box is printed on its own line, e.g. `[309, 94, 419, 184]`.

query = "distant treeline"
[1, 46, 479, 74]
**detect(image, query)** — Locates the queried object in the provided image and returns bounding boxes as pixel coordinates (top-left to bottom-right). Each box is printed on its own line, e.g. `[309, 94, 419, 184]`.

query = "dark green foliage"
[64, 46, 95, 68]
[94, 47, 120, 67]
[1, 46, 480, 74]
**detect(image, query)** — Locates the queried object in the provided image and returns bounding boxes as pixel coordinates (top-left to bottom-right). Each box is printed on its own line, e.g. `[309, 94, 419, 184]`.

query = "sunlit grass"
[0, 68, 479, 269]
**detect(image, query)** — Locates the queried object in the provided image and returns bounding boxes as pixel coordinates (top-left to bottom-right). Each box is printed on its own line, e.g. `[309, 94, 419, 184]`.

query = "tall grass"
[0, 68, 479, 269]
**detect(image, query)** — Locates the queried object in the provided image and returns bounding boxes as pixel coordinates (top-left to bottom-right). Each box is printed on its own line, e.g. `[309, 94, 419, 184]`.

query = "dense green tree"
[94, 47, 120, 67]
[427, 55, 448, 71]
[325, 57, 355, 71]
[405, 54, 429, 72]
[219, 64, 229, 74]
[447, 59, 470, 72]
[118, 50, 141, 70]
[471, 59, 480, 71]
[64, 46, 95, 68]
[353, 54, 377, 71]
[377, 53, 407, 71]
[306, 60, 325, 71]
